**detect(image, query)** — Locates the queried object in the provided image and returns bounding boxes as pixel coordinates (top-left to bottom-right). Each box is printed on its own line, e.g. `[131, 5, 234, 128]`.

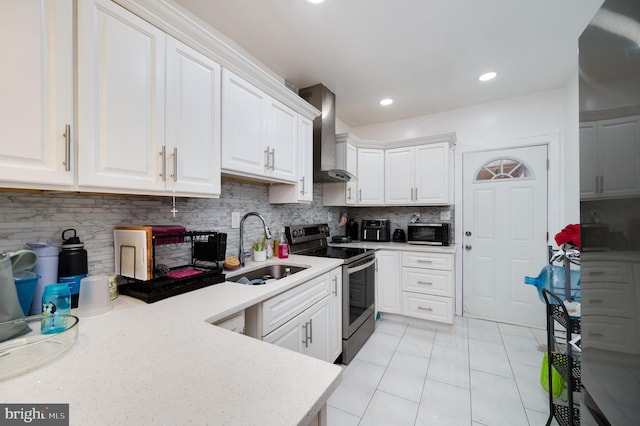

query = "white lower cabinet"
[401, 251, 454, 324]
[375, 251, 402, 314]
[248, 267, 341, 363]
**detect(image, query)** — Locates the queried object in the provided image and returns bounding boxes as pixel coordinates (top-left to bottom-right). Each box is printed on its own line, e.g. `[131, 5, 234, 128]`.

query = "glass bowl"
[0, 314, 79, 382]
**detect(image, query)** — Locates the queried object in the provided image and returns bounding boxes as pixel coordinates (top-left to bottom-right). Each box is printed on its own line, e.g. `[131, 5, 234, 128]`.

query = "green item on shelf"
[540, 352, 565, 397]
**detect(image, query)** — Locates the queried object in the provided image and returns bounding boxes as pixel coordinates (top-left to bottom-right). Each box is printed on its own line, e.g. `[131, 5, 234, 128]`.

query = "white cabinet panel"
[402, 292, 453, 324]
[268, 99, 297, 181]
[357, 148, 385, 205]
[402, 268, 454, 297]
[385, 147, 413, 204]
[376, 251, 402, 314]
[0, 0, 74, 187]
[166, 38, 221, 195]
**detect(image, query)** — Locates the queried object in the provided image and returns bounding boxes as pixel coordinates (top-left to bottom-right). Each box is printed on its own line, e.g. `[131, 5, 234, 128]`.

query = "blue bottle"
[524, 265, 581, 303]
[41, 283, 71, 334]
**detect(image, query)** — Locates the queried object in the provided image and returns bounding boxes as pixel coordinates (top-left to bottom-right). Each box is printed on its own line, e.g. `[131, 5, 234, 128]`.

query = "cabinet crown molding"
[113, 0, 320, 120]
[337, 132, 456, 149]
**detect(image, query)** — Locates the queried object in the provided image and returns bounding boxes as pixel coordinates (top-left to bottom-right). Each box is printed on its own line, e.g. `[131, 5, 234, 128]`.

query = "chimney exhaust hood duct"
[299, 84, 354, 183]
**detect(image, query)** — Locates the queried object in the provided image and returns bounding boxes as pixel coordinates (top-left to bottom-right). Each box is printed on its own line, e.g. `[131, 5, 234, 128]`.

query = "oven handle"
[347, 258, 377, 275]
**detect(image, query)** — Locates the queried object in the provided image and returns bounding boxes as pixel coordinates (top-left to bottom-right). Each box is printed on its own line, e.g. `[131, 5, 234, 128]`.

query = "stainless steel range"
[286, 224, 376, 364]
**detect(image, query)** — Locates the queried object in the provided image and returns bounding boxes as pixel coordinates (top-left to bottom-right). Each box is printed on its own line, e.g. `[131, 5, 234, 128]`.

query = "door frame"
[454, 134, 562, 318]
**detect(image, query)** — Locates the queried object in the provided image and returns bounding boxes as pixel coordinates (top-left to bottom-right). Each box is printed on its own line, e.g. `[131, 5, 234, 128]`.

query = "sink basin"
[228, 264, 308, 285]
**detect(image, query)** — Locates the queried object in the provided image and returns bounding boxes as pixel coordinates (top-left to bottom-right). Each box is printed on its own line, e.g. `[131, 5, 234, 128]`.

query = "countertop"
[329, 240, 456, 254]
[0, 255, 344, 426]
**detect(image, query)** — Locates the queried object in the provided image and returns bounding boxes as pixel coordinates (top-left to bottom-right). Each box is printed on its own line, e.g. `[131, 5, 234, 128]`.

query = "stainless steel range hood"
[299, 84, 354, 183]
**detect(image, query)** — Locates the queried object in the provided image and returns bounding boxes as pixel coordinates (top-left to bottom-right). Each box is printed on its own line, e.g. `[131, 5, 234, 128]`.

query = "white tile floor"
[327, 315, 555, 426]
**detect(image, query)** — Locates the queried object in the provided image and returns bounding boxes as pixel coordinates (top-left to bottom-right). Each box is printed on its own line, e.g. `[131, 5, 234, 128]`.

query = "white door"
[415, 142, 450, 205]
[268, 99, 297, 182]
[385, 147, 414, 204]
[462, 145, 548, 328]
[297, 116, 313, 202]
[357, 148, 385, 204]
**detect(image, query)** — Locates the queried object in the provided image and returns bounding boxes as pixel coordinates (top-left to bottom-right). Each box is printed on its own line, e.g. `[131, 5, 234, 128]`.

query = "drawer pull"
[589, 332, 604, 338]
[418, 306, 433, 311]
[417, 281, 433, 285]
[417, 260, 433, 264]
[588, 299, 604, 304]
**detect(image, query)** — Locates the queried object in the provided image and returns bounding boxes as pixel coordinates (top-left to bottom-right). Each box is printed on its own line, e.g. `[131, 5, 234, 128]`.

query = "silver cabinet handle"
[418, 306, 433, 311]
[417, 281, 433, 285]
[270, 148, 275, 170]
[588, 298, 604, 304]
[63, 124, 71, 171]
[300, 176, 305, 195]
[308, 318, 313, 344]
[302, 323, 308, 348]
[264, 146, 270, 169]
[359, 189, 362, 202]
[332, 276, 337, 295]
[589, 332, 604, 338]
[171, 147, 177, 182]
[347, 186, 352, 200]
[159, 146, 167, 181]
[417, 259, 433, 264]
[600, 176, 604, 193]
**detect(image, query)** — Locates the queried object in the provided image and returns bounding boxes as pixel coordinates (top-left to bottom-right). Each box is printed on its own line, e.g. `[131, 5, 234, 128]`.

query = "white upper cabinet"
[78, 0, 167, 193]
[0, 0, 74, 188]
[385, 142, 450, 205]
[222, 69, 297, 183]
[165, 38, 221, 195]
[581, 116, 640, 199]
[78, 0, 221, 197]
[357, 148, 385, 205]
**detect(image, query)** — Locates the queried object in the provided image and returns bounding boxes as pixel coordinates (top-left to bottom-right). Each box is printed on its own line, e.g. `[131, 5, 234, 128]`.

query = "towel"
[555, 224, 580, 248]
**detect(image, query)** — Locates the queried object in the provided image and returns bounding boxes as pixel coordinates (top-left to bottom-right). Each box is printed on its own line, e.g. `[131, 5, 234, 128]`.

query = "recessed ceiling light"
[307, 0, 325, 4]
[379, 98, 393, 106]
[478, 71, 497, 82]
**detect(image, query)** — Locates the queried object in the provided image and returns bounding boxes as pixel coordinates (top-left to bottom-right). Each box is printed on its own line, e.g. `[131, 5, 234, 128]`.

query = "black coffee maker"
[346, 219, 359, 241]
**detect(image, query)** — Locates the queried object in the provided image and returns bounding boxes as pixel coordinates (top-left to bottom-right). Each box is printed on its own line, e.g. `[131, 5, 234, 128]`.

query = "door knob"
[465, 245, 472, 250]
[465, 231, 472, 236]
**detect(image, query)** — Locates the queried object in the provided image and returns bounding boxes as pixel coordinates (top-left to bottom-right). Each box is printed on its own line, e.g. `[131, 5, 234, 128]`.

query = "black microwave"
[407, 223, 450, 246]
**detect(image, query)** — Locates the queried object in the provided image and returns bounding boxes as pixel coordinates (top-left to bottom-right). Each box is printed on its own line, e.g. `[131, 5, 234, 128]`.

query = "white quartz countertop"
[0, 255, 344, 425]
[329, 240, 456, 253]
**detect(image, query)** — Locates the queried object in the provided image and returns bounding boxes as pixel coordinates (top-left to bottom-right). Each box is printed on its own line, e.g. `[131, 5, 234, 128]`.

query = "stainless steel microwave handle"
[347, 258, 377, 274]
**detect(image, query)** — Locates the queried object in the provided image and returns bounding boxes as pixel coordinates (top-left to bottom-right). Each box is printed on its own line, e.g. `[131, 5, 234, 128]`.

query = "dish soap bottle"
[278, 228, 289, 259]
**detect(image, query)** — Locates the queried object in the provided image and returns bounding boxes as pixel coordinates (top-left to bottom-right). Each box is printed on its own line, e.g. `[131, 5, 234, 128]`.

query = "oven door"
[342, 255, 376, 338]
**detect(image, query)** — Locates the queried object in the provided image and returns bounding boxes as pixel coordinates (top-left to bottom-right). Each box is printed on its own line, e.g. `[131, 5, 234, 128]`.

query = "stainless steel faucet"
[238, 212, 272, 267]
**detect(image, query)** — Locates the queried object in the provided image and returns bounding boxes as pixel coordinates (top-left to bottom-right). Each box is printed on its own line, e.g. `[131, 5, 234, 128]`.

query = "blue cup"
[41, 283, 71, 334]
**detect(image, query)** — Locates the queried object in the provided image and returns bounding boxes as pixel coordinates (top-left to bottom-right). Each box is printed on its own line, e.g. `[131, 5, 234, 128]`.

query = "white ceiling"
[172, 0, 603, 128]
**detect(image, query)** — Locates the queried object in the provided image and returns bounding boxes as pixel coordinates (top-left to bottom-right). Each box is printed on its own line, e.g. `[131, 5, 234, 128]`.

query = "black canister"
[58, 229, 88, 308]
[346, 219, 359, 241]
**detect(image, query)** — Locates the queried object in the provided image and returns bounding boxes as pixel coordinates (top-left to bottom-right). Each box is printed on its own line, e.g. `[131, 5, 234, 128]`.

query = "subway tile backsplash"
[0, 182, 453, 275]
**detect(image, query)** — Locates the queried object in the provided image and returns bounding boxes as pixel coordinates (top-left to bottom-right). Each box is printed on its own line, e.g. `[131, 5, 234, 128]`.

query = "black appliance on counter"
[118, 230, 227, 303]
[392, 229, 406, 242]
[286, 224, 376, 364]
[361, 219, 391, 242]
[346, 218, 359, 241]
[579, 1, 640, 424]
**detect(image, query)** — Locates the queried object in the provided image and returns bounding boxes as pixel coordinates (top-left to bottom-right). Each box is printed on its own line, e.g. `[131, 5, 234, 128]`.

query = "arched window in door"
[474, 158, 533, 182]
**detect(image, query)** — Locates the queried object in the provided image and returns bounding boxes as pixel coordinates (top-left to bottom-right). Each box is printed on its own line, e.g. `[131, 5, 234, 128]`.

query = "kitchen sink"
[228, 264, 308, 285]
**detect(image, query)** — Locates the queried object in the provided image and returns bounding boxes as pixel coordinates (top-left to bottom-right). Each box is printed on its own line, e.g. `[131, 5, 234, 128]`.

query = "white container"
[253, 250, 266, 262]
[26, 242, 59, 315]
[76, 275, 112, 317]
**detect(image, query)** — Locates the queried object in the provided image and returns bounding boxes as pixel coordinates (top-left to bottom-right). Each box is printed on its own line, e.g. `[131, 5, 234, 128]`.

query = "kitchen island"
[0, 255, 343, 426]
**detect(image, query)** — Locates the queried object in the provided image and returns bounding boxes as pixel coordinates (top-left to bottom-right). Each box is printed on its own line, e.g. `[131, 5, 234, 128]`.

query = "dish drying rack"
[118, 230, 227, 303]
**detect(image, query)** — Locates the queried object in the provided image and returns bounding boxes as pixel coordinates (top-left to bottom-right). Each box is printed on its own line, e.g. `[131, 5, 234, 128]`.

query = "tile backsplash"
[0, 182, 453, 275]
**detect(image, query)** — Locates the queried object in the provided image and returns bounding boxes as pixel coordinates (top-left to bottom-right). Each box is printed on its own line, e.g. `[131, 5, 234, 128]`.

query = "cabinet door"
[357, 148, 385, 204]
[221, 69, 268, 177]
[166, 37, 221, 196]
[375, 251, 402, 314]
[328, 268, 343, 362]
[0, 0, 73, 186]
[580, 122, 599, 199]
[345, 143, 358, 205]
[297, 116, 314, 202]
[268, 99, 297, 182]
[385, 147, 414, 204]
[304, 296, 331, 361]
[415, 142, 450, 204]
[598, 116, 640, 198]
[263, 315, 303, 353]
[78, 0, 166, 191]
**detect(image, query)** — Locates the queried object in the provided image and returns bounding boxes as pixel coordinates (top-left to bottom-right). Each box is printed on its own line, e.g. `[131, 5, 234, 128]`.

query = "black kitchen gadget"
[392, 229, 406, 242]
